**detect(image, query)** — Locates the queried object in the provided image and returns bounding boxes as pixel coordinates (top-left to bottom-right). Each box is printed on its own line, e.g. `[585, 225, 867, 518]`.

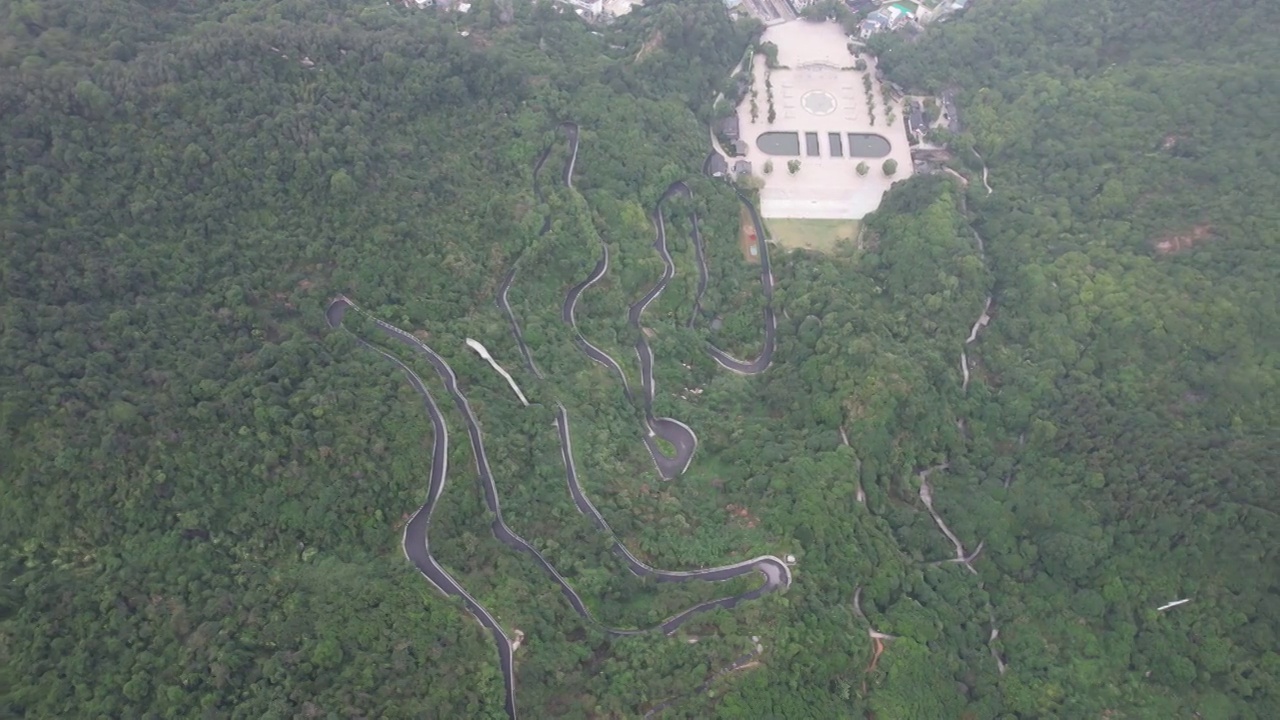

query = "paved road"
[496, 264, 544, 380]
[555, 123, 637, 401]
[539, 136, 780, 478]
[687, 190, 710, 327]
[326, 297, 518, 720]
[688, 181, 777, 375]
[562, 235, 634, 399]
[332, 123, 792, 719]
[495, 122, 579, 381]
[328, 296, 791, 719]
[628, 181, 701, 479]
[555, 404, 791, 628]
[550, 140, 703, 480]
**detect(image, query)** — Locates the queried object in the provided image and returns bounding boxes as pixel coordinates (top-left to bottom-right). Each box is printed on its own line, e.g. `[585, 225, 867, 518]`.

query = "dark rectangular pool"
[805, 132, 820, 157]
[847, 133, 892, 158]
[757, 131, 801, 156]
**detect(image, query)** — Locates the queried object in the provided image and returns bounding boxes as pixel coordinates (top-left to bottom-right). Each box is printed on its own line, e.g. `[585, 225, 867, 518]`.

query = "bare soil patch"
[1153, 223, 1214, 255]
[725, 503, 760, 529]
[635, 30, 663, 62]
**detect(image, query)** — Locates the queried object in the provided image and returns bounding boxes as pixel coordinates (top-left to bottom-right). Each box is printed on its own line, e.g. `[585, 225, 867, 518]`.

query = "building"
[951, 0, 970, 9]
[858, 6, 906, 38]
[941, 90, 962, 134]
[734, 160, 753, 177]
[720, 115, 741, 141]
[907, 101, 926, 140]
[845, 0, 877, 13]
[889, 1, 917, 19]
[723, 0, 743, 9]
[554, 0, 603, 15]
[858, 15, 886, 38]
[732, 139, 749, 157]
[706, 153, 729, 178]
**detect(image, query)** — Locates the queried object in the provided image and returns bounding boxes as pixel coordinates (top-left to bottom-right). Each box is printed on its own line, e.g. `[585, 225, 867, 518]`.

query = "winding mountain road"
[627, 181, 702, 479]
[552, 134, 778, 480]
[329, 296, 791, 718]
[494, 123, 578, 381]
[497, 265, 544, 380]
[556, 404, 791, 628]
[690, 188, 778, 374]
[326, 297, 519, 719]
[327, 123, 790, 719]
[687, 202, 709, 328]
[561, 236, 634, 399]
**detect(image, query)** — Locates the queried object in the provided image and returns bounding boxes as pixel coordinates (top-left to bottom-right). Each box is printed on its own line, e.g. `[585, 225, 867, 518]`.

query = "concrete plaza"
[736, 21, 913, 219]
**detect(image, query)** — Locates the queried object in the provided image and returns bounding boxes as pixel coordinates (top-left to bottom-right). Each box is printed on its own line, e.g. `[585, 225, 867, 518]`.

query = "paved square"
[736, 21, 913, 219]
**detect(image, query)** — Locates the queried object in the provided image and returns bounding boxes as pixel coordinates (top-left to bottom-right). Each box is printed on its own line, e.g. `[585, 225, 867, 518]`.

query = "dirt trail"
[943, 166, 969, 187]
[965, 297, 992, 344]
[940, 143, 1008, 675]
[635, 30, 663, 62]
[988, 620, 1007, 674]
[972, 148, 993, 195]
[917, 463, 979, 574]
[840, 426, 866, 503]
[971, 228, 986, 258]
[853, 586, 897, 689]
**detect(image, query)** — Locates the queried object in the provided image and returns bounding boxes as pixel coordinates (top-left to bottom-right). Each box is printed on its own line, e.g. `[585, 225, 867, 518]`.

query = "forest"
[1, 0, 1276, 718]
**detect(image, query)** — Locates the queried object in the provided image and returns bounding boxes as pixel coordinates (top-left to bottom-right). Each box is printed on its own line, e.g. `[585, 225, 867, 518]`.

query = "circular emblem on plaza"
[801, 90, 837, 116]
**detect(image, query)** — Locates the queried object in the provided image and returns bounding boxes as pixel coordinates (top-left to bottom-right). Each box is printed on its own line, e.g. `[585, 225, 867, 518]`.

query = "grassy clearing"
[766, 218, 861, 253]
[654, 436, 677, 456]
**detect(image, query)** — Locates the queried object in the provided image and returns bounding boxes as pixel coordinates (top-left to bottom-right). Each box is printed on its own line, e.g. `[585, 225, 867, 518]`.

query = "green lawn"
[765, 218, 862, 253]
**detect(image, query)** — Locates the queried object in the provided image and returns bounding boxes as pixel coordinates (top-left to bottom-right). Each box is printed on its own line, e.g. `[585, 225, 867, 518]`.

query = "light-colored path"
[466, 338, 529, 406]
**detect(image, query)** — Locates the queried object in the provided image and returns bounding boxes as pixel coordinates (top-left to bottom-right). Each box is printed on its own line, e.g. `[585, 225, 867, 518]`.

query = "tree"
[758, 41, 780, 68]
[6, 0, 1280, 718]
[882, 158, 898, 176]
[329, 169, 357, 197]
[763, 160, 774, 174]
[923, 98, 940, 124]
[787, 159, 801, 174]
[857, 162, 869, 176]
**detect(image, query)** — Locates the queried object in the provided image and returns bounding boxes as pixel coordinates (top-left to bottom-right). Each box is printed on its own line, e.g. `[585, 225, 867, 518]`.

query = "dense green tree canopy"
[2, 0, 1277, 718]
